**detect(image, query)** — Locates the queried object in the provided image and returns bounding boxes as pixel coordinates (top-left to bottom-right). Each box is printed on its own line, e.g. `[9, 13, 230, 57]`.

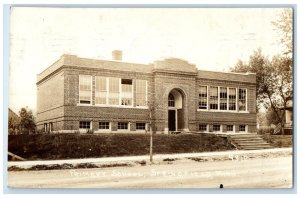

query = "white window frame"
[135, 79, 148, 108]
[209, 86, 219, 110]
[117, 122, 129, 131]
[78, 75, 92, 105]
[98, 121, 111, 131]
[226, 125, 234, 132]
[198, 85, 208, 110]
[228, 87, 237, 112]
[239, 125, 247, 133]
[79, 121, 91, 129]
[212, 124, 221, 132]
[136, 122, 147, 131]
[95, 76, 108, 105]
[238, 88, 247, 112]
[219, 86, 228, 111]
[199, 124, 208, 132]
[121, 79, 133, 107]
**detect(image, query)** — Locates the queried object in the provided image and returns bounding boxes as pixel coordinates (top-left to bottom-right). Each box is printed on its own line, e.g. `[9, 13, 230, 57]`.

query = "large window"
[199, 86, 208, 109]
[239, 88, 247, 111]
[108, 77, 120, 105]
[135, 80, 147, 107]
[229, 88, 237, 111]
[99, 122, 110, 130]
[220, 87, 227, 110]
[121, 79, 133, 106]
[209, 86, 218, 110]
[79, 75, 91, 104]
[80, 121, 91, 129]
[118, 122, 129, 130]
[95, 76, 107, 105]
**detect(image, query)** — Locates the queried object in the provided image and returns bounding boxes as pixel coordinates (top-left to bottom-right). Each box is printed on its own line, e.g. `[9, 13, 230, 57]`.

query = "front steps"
[217, 133, 273, 150]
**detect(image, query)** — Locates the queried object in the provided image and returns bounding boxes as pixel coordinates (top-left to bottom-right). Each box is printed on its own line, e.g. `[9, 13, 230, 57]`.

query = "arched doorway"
[168, 89, 185, 132]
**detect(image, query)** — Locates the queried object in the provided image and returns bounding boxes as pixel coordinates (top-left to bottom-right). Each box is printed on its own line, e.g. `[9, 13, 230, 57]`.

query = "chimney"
[112, 50, 122, 61]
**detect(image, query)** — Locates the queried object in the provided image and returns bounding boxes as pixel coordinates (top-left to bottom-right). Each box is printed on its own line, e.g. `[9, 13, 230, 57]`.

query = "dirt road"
[8, 156, 292, 188]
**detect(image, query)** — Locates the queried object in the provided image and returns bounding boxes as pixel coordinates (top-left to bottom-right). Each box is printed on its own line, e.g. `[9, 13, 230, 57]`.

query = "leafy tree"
[19, 107, 36, 134]
[272, 8, 293, 55]
[231, 49, 292, 132]
[8, 109, 20, 134]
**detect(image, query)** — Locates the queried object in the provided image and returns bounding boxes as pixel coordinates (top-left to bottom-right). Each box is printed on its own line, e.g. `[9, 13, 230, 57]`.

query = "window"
[239, 88, 247, 111]
[239, 125, 246, 132]
[227, 125, 234, 132]
[80, 121, 91, 129]
[121, 79, 133, 106]
[99, 122, 110, 130]
[199, 124, 207, 132]
[212, 124, 221, 132]
[209, 86, 218, 110]
[136, 123, 146, 130]
[135, 80, 147, 107]
[168, 93, 175, 107]
[49, 122, 53, 132]
[199, 86, 208, 109]
[220, 87, 227, 110]
[79, 75, 91, 104]
[229, 88, 237, 111]
[95, 77, 107, 105]
[44, 123, 48, 133]
[108, 77, 119, 105]
[118, 122, 128, 130]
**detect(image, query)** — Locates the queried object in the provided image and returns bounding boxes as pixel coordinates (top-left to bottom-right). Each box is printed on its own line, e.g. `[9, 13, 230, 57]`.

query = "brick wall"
[36, 55, 257, 133]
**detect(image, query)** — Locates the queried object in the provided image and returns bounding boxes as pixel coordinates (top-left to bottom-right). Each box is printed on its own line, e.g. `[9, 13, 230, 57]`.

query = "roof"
[37, 54, 256, 84]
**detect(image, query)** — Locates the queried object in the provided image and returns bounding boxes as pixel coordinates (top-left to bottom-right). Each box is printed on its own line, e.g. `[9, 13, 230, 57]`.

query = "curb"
[8, 148, 292, 169]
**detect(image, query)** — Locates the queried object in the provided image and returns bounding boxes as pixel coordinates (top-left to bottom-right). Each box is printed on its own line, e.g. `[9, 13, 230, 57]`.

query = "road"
[8, 156, 292, 188]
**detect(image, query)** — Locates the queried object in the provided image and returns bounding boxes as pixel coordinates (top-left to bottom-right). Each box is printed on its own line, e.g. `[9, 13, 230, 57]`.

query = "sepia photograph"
[6, 6, 294, 190]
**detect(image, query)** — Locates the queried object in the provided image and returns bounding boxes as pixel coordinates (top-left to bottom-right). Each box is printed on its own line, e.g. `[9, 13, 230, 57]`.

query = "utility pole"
[149, 105, 153, 163]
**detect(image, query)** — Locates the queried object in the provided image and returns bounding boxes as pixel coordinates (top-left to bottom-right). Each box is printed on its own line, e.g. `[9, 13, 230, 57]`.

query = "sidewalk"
[8, 147, 292, 169]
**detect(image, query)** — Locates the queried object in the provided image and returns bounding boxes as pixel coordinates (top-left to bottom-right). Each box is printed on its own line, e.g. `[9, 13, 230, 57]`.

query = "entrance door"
[168, 110, 176, 131]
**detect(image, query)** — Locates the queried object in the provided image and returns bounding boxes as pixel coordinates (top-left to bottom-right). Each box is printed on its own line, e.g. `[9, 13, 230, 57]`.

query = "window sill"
[197, 109, 249, 113]
[77, 104, 148, 109]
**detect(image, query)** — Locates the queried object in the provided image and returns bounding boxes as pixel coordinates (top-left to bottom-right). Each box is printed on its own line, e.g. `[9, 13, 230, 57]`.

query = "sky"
[9, 7, 288, 114]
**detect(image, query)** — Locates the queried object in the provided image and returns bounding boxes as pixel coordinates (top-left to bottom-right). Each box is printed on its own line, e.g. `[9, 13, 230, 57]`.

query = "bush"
[8, 133, 234, 160]
[257, 126, 274, 135]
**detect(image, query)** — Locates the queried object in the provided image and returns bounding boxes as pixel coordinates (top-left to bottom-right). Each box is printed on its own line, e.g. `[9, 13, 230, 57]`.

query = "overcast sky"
[9, 7, 287, 113]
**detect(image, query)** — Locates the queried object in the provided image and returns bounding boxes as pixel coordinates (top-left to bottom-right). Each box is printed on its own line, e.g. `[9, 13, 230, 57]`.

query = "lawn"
[8, 133, 234, 160]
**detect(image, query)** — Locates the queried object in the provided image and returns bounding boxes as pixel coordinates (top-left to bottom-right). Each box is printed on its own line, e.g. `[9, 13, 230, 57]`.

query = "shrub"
[257, 126, 274, 135]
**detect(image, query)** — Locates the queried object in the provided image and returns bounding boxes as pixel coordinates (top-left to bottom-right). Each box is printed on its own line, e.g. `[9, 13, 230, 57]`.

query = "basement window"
[136, 123, 146, 130]
[79, 121, 91, 129]
[118, 122, 129, 130]
[227, 125, 234, 132]
[199, 124, 207, 132]
[99, 122, 110, 130]
[239, 125, 246, 132]
[212, 124, 221, 132]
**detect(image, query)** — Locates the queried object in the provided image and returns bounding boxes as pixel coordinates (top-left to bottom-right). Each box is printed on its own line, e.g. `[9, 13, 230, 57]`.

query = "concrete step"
[226, 133, 273, 150]
[230, 137, 263, 141]
[241, 146, 273, 150]
[235, 142, 271, 146]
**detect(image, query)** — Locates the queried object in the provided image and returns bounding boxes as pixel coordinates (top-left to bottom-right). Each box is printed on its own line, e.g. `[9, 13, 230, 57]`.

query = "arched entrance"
[168, 89, 185, 132]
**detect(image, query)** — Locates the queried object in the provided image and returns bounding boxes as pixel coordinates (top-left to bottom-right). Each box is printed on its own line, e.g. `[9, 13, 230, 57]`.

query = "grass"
[8, 133, 234, 160]
[262, 134, 292, 147]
